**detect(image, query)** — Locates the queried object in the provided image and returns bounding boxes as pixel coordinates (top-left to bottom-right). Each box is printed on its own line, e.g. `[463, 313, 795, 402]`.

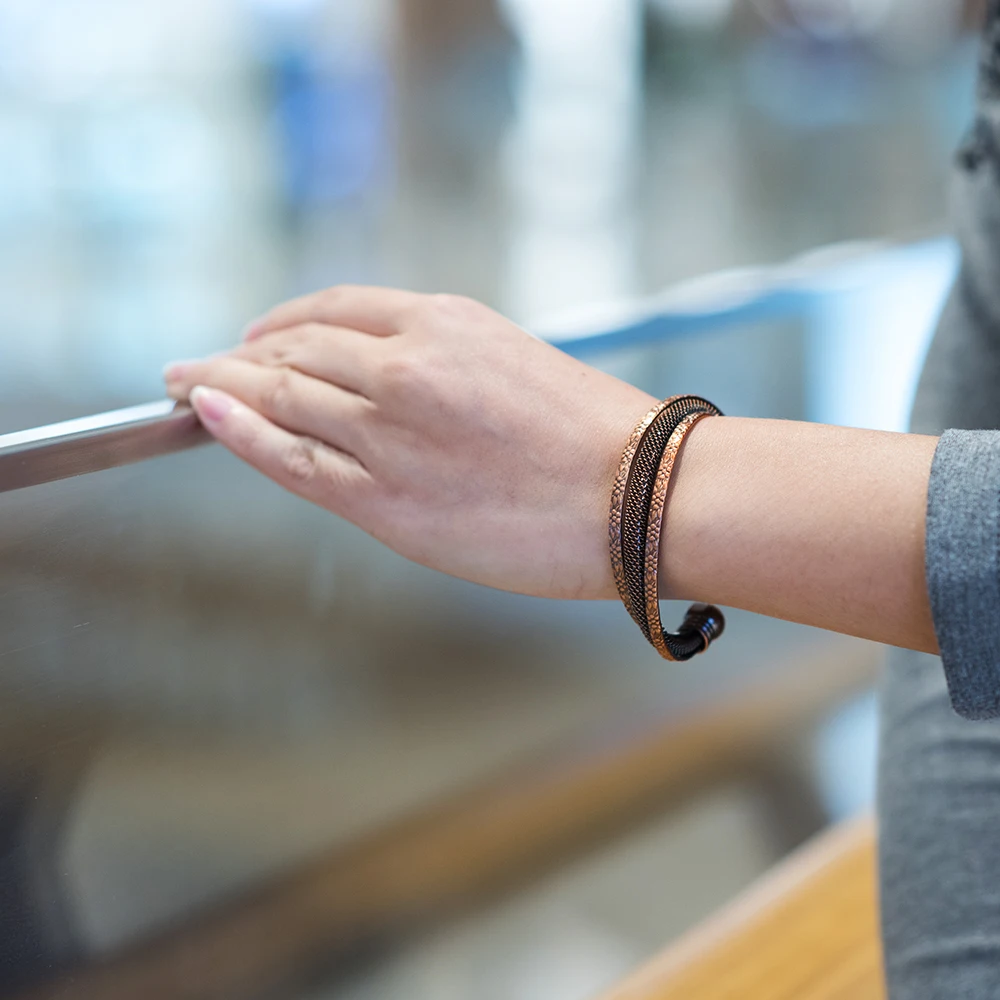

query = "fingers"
[244, 285, 423, 341]
[164, 356, 371, 458]
[229, 323, 377, 395]
[189, 386, 375, 520]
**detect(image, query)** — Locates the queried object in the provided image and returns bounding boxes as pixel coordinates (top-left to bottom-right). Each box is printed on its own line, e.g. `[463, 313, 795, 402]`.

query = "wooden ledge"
[599, 816, 883, 1000]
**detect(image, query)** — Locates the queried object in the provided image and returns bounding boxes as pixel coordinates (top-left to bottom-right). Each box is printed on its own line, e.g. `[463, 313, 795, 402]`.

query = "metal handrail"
[0, 238, 955, 496]
[0, 401, 209, 494]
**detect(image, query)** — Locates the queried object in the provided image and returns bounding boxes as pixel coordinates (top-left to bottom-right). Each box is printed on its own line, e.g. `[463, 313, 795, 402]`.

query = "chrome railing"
[0, 238, 956, 495]
[0, 401, 209, 494]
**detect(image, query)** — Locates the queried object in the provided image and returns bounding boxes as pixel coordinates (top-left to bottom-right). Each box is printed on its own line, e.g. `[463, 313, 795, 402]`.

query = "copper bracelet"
[609, 396, 684, 628]
[609, 397, 726, 662]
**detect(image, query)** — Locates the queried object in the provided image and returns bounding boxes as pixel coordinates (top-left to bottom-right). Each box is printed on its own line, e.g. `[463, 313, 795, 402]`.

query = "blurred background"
[0, 2, 984, 999]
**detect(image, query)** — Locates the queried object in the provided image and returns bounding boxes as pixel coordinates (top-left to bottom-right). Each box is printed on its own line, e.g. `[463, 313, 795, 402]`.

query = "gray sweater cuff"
[927, 429, 1000, 720]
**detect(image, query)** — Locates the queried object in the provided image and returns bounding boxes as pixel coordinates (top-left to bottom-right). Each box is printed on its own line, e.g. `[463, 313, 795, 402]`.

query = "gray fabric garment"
[879, 4, 1000, 994]
[925, 431, 1000, 720]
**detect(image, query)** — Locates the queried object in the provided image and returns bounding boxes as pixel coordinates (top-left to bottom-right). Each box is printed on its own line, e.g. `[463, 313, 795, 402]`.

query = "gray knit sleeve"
[926, 430, 1000, 720]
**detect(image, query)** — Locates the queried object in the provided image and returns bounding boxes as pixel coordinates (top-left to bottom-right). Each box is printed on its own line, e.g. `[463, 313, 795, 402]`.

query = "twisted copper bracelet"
[620, 397, 715, 639]
[609, 396, 684, 628]
[610, 397, 726, 662]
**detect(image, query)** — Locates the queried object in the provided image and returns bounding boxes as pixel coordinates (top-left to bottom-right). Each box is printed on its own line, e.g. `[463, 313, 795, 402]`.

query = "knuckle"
[431, 291, 464, 308]
[281, 436, 322, 486]
[321, 285, 350, 308]
[260, 328, 309, 366]
[265, 345, 293, 367]
[262, 367, 296, 417]
[379, 351, 425, 396]
[428, 293, 478, 322]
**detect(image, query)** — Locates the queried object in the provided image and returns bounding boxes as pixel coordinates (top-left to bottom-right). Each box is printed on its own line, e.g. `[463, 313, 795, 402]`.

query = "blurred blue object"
[270, 50, 391, 208]
[815, 691, 879, 821]
[744, 35, 879, 128]
[544, 239, 953, 346]
[544, 238, 958, 433]
[805, 238, 959, 431]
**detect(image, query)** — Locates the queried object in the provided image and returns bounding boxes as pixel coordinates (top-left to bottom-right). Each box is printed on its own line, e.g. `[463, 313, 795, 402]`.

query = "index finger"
[244, 285, 424, 341]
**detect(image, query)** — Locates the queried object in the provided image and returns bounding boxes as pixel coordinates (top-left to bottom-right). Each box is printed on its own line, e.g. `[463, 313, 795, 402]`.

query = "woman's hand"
[164, 286, 656, 600]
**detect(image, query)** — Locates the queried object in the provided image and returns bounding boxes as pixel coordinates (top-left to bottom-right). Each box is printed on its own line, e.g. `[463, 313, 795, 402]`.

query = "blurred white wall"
[499, 0, 642, 319]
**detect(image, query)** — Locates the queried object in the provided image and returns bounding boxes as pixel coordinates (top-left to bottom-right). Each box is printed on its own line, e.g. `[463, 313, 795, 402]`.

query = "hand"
[164, 287, 656, 600]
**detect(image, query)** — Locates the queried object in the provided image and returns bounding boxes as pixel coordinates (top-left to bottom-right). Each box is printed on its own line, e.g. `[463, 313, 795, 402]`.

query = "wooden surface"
[19, 639, 880, 1000]
[600, 816, 884, 1000]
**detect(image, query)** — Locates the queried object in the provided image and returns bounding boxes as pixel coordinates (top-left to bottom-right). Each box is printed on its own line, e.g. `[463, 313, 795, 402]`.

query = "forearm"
[662, 417, 938, 653]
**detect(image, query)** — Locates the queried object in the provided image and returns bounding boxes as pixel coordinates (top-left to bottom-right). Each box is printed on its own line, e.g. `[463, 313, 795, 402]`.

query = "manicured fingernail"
[163, 360, 195, 382]
[190, 385, 235, 425]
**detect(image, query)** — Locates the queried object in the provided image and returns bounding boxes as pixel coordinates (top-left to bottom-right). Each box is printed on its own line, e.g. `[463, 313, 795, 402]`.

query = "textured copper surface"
[609, 398, 681, 625]
[620, 397, 712, 641]
[643, 412, 714, 660]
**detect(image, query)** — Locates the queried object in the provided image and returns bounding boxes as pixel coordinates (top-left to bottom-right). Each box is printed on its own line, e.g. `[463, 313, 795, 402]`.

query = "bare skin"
[164, 285, 938, 654]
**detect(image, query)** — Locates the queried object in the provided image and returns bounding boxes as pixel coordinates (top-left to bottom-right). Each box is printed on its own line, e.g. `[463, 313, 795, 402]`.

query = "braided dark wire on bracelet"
[609, 396, 726, 662]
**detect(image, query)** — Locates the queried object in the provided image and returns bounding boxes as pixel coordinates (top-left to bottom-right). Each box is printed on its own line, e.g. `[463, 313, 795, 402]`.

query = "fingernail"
[241, 319, 264, 341]
[190, 385, 235, 425]
[163, 360, 195, 382]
